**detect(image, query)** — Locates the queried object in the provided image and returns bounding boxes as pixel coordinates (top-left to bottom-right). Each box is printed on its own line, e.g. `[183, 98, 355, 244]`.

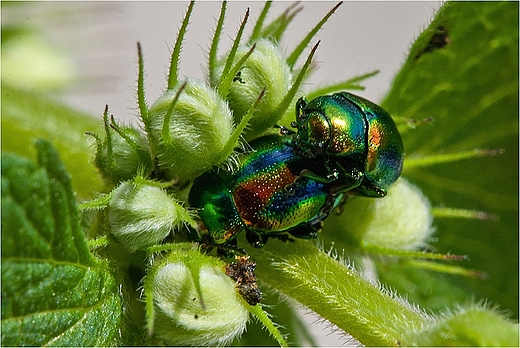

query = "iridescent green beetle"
[189, 134, 345, 248]
[292, 91, 404, 197]
[189, 92, 404, 248]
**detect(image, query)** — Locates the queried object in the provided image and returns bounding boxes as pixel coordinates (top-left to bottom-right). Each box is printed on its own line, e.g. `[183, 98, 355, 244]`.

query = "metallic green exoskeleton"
[189, 134, 345, 247]
[292, 92, 404, 198]
[188, 92, 404, 247]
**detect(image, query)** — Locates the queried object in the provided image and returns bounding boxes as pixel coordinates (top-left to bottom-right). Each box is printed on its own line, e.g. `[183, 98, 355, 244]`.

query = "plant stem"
[250, 240, 431, 346]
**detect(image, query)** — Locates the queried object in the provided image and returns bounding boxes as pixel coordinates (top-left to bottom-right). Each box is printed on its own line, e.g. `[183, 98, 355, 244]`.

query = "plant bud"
[147, 79, 234, 182]
[107, 179, 192, 251]
[213, 39, 293, 140]
[339, 178, 434, 250]
[151, 250, 249, 346]
[90, 111, 153, 185]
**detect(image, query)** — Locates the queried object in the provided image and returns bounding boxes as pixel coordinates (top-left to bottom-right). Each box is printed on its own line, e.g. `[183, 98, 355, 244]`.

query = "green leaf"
[1, 85, 104, 199]
[1, 140, 122, 346]
[378, 2, 518, 316]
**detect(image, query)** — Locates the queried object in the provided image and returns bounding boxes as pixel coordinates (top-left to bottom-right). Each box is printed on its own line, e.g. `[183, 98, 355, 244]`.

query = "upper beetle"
[291, 91, 404, 198]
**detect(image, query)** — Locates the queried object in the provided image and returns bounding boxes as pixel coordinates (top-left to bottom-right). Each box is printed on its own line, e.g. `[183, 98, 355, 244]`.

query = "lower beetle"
[188, 92, 404, 248]
[189, 134, 345, 248]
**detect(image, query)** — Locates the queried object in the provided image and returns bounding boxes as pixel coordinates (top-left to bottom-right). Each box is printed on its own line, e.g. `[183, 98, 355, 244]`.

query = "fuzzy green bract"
[1, 140, 122, 346]
[327, 178, 434, 251]
[89, 108, 154, 185]
[107, 179, 194, 252]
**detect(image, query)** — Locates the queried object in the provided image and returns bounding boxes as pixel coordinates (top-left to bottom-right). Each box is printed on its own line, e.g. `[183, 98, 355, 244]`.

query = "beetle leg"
[327, 161, 366, 193]
[246, 229, 269, 249]
[198, 233, 215, 254]
[334, 192, 353, 215]
[319, 190, 343, 219]
[274, 124, 296, 135]
[295, 96, 308, 119]
[334, 160, 386, 197]
[354, 181, 387, 198]
[216, 238, 248, 257]
[299, 168, 339, 183]
[287, 220, 323, 240]
[264, 233, 294, 244]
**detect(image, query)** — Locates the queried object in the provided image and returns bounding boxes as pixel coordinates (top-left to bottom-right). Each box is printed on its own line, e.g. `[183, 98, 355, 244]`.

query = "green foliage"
[1, 1, 518, 346]
[380, 1, 519, 316]
[249, 240, 427, 346]
[248, 239, 519, 346]
[1, 140, 122, 346]
[1, 85, 104, 199]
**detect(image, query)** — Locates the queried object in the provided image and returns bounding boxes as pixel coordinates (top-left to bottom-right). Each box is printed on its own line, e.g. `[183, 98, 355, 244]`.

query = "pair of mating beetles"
[189, 92, 404, 250]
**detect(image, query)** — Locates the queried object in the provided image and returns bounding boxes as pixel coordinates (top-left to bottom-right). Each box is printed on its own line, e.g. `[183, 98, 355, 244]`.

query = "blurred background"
[3, 2, 440, 120]
[2, 2, 442, 345]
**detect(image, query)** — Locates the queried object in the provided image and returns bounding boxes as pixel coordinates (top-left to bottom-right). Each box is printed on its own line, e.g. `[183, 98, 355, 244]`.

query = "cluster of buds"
[83, 1, 489, 346]
[84, 2, 348, 345]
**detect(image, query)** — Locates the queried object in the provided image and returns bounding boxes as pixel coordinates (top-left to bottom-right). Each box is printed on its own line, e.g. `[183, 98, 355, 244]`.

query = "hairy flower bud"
[147, 79, 234, 182]
[150, 249, 249, 346]
[107, 179, 192, 251]
[213, 39, 293, 140]
[340, 178, 434, 250]
[90, 108, 154, 185]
